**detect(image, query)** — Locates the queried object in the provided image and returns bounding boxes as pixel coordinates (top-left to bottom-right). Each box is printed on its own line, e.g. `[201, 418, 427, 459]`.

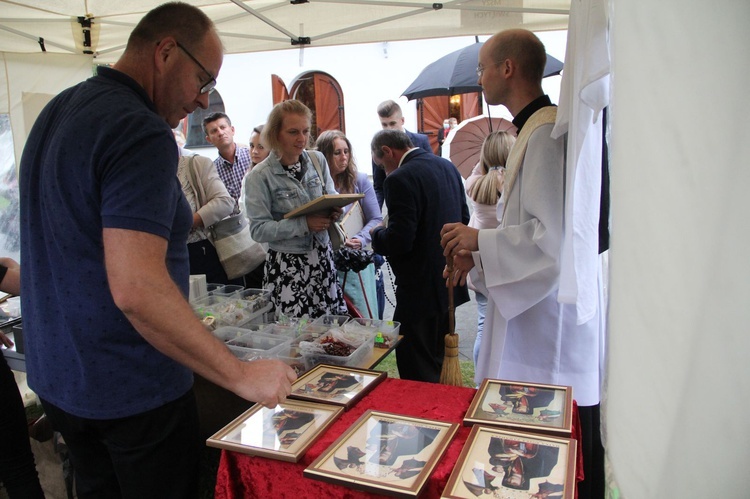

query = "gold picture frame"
[289, 363, 387, 410]
[206, 400, 343, 463]
[442, 425, 577, 499]
[464, 379, 573, 436]
[304, 410, 459, 498]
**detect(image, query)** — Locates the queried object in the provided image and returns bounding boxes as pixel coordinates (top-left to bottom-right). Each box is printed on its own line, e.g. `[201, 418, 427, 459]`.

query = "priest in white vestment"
[440, 29, 604, 498]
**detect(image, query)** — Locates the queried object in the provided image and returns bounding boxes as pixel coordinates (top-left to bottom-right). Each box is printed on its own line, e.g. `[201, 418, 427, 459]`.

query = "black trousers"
[0, 351, 45, 498]
[41, 389, 201, 499]
[577, 403, 606, 499]
[393, 310, 449, 383]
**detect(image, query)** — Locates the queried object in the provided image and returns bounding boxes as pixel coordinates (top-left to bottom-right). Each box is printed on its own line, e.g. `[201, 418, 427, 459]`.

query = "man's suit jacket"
[373, 130, 432, 208]
[371, 148, 470, 317]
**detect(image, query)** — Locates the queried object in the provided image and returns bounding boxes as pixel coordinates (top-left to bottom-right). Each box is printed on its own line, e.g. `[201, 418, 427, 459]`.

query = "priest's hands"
[440, 222, 478, 287]
[440, 223, 479, 256]
[443, 253, 474, 287]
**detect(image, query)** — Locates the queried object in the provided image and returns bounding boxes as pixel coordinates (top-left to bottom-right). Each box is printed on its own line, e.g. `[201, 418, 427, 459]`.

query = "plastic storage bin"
[300, 331, 373, 370]
[344, 318, 401, 349]
[311, 315, 351, 328]
[274, 333, 317, 376]
[233, 289, 273, 322]
[192, 289, 272, 328]
[212, 324, 273, 342]
[210, 284, 244, 299]
[221, 328, 291, 361]
[261, 323, 330, 341]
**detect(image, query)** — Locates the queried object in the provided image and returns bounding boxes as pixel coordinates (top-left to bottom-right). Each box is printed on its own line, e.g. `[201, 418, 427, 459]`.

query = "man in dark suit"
[372, 100, 433, 209]
[370, 130, 469, 383]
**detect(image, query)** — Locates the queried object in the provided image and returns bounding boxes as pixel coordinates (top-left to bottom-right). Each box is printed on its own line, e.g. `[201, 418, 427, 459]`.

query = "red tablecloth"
[215, 378, 583, 498]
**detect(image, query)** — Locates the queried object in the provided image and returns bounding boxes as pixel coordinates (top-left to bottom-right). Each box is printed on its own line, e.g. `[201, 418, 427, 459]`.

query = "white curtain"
[607, 0, 750, 496]
[0, 52, 92, 166]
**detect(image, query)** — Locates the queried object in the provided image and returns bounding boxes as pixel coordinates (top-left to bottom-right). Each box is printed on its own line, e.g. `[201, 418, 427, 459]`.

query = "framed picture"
[305, 410, 459, 498]
[464, 379, 573, 436]
[442, 425, 577, 499]
[289, 364, 387, 409]
[206, 400, 343, 463]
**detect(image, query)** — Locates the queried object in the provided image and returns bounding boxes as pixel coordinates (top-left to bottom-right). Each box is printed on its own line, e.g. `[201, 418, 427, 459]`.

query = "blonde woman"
[465, 130, 515, 366]
[249, 124, 270, 167]
[243, 100, 346, 318]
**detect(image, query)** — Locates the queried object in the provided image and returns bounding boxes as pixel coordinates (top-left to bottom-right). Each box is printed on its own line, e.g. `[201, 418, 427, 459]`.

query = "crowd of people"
[2, 2, 604, 498]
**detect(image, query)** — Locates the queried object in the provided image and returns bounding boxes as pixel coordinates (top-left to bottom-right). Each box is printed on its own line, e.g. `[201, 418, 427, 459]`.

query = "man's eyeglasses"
[476, 60, 505, 78]
[175, 41, 216, 95]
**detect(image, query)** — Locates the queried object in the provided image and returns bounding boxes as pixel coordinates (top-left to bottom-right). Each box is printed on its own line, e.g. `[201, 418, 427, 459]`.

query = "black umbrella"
[402, 42, 563, 101]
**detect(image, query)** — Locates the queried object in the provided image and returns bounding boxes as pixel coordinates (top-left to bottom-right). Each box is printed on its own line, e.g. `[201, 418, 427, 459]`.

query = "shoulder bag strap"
[306, 151, 327, 195]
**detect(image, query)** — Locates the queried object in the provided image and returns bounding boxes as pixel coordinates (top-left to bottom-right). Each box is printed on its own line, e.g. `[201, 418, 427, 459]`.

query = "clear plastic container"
[206, 283, 225, 294]
[193, 288, 271, 327]
[212, 325, 273, 343]
[300, 331, 373, 370]
[276, 345, 308, 376]
[223, 329, 291, 361]
[234, 289, 272, 316]
[344, 318, 401, 349]
[210, 284, 244, 299]
[261, 323, 330, 340]
[311, 314, 351, 328]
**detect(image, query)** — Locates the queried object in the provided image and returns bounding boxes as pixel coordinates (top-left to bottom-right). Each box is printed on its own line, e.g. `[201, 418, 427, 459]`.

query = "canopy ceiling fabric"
[0, 0, 570, 63]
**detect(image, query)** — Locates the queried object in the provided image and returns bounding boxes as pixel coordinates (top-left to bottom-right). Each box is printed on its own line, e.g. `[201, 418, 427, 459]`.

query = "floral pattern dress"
[262, 162, 346, 319]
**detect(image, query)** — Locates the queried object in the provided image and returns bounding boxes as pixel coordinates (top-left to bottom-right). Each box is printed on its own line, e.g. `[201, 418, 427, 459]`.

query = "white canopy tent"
[0, 0, 570, 62]
[0, 0, 571, 167]
[2, 0, 750, 497]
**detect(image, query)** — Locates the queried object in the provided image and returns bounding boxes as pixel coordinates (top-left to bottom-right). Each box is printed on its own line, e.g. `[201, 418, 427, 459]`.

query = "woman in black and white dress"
[243, 100, 346, 318]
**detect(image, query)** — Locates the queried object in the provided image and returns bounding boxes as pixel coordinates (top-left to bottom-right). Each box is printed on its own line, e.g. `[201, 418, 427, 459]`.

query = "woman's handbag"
[209, 214, 267, 280]
[184, 155, 266, 279]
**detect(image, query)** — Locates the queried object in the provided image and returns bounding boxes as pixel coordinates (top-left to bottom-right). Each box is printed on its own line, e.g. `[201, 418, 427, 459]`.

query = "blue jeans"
[473, 291, 488, 366]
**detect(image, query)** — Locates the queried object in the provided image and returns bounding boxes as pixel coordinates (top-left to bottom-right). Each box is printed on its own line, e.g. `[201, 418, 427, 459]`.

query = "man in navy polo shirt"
[19, 3, 295, 497]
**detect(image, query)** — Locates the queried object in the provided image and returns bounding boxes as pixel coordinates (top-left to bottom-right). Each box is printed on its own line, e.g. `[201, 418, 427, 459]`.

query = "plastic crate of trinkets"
[310, 314, 351, 329]
[343, 318, 401, 349]
[260, 322, 330, 341]
[192, 288, 272, 328]
[298, 326, 373, 370]
[213, 326, 291, 361]
[273, 332, 317, 376]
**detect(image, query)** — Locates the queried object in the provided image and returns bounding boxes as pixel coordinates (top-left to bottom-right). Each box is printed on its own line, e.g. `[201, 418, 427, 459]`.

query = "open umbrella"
[402, 42, 563, 101]
[443, 115, 517, 179]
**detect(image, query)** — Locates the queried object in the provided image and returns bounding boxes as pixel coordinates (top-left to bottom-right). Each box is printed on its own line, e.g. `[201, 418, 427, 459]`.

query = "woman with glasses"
[315, 130, 382, 318]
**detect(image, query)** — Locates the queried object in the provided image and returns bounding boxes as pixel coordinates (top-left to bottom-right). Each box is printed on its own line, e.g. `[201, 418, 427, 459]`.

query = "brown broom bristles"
[440, 256, 463, 386]
[440, 332, 462, 385]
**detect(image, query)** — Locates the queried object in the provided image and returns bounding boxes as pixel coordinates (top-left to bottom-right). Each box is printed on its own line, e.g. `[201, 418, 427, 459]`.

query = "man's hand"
[0, 331, 13, 348]
[0, 257, 21, 295]
[233, 359, 297, 408]
[440, 223, 479, 257]
[369, 220, 385, 237]
[443, 252, 475, 286]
